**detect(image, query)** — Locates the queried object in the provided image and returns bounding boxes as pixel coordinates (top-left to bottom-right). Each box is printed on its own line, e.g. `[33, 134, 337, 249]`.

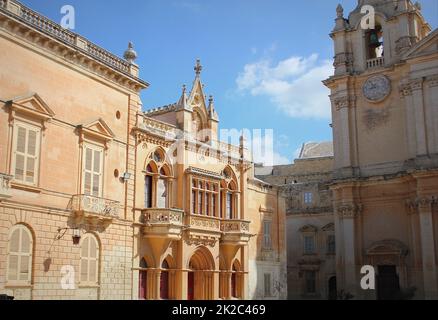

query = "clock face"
[363, 75, 391, 102]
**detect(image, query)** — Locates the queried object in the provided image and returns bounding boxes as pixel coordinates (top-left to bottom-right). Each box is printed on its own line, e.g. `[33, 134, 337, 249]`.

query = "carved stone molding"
[333, 52, 354, 70]
[427, 75, 438, 88]
[185, 236, 217, 248]
[336, 203, 362, 219]
[406, 196, 437, 214]
[395, 36, 413, 55]
[399, 83, 412, 98]
[333, 96, 356, 111]
[410, 78, 423, 91]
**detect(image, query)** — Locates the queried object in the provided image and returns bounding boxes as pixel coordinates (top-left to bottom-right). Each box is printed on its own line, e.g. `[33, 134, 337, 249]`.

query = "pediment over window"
[299, 225, 318, 233]
[77, 118, 115, 146]
[322, 223, 334, 232]
[366, 239, 409, 257]
[7, 93, 55, 123]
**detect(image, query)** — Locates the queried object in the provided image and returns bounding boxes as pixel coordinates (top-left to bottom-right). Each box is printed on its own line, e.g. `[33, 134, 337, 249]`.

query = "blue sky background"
[21, 0, 438, 164]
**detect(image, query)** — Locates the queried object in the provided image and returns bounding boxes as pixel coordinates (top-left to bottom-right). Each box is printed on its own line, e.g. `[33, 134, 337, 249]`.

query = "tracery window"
[144, 149, 172, 209]
[220, 167, 238, 220]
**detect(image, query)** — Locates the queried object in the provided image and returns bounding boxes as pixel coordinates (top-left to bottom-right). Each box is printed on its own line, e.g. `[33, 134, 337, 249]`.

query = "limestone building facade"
[324, 0, 438, 299]
[256, 142, 336, 299]
[0, 0, 286, 300]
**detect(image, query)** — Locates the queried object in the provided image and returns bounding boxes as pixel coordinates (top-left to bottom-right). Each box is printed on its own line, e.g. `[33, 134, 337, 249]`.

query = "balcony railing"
[221, 220, 250, 233]
[141, 208, 185, 240]
[142, 208, 184, 225]
[366, 57, 385, 69]
[0, 0, 132, 75]
[0, 173, 13, 198]
[220, 219, 251, 245]
[186, 214, 221, 233]
[71, 194, 120, 219]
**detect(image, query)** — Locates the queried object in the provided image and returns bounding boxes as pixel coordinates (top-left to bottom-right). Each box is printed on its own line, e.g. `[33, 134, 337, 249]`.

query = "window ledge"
[11, 182, 42, 193]
[78, 284, 100, 289]
[4, 283, 33, 289]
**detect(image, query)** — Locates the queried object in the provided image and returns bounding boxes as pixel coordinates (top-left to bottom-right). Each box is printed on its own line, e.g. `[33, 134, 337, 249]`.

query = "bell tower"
[325, 0, 438, 300]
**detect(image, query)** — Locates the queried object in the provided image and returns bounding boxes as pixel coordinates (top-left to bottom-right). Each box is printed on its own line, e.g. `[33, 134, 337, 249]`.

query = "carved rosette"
[336, 203, 362, 219]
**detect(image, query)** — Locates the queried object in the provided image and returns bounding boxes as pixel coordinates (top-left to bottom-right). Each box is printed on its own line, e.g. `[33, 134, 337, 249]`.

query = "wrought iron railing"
[71, 194, 120, 219]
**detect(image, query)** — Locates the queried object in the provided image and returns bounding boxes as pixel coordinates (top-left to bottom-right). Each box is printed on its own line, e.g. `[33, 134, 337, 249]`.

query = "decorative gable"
[403, 29, 438, 60]
[7, 93, 55, 128]
[77, 118, 115, 148]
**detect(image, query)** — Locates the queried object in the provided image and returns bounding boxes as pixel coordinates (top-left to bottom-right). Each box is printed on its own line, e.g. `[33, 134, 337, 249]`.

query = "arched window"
[221, 167, 238, 220]
[80, 234, 99, 285]
[366, 24, 384, 59]
[139, 258, 148, 300]
[7, 225, 33, 284]
[144, 149, 172, 209]
[160, 260, 170, 300]
[192, 111, 202, 135]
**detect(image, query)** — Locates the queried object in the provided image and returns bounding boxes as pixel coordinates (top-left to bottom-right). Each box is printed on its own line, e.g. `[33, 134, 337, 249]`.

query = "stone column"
[337, 203, 361, 298]
[417, 197, 438, 299]
[226, 272, 233, 300]
[155, 270, 161, 300]
[411, 79, 428, 156]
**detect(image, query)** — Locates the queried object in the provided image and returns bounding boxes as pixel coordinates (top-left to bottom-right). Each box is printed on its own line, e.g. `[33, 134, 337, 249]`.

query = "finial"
[209, 95, 213, 104]
[123, 42, 137, 63]
[182, 84, 186, 94]
[336, 4, 344, 18]
[194, 59, 202, 76]
[414, 1, 422, 11]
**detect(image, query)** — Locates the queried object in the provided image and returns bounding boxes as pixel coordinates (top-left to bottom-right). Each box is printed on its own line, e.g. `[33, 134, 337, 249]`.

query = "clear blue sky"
[21, 0, 438, 164]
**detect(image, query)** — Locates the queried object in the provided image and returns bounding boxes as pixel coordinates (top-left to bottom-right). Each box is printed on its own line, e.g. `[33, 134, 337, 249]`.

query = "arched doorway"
[377, 266, 400, 300]
[160, 260, 169, 300]
[138, 258, 148, 300]
[188, 247, 215, 300]
[328, 276, 337, 300]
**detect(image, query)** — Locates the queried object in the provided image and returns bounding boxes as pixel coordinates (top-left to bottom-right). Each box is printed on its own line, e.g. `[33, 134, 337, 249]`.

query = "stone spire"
[208, 95, 218, 121]
[336, 4, 344, 18]
[123, 42, 137, 64]
[177, 84, 190, 111]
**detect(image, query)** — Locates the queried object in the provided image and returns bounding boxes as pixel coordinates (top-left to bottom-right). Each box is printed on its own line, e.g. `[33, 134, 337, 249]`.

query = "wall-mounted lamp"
[56, 227, 82, 245]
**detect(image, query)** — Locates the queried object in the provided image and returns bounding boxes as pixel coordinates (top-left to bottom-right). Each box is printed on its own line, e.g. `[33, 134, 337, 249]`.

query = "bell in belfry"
[369, 30, 381, 48]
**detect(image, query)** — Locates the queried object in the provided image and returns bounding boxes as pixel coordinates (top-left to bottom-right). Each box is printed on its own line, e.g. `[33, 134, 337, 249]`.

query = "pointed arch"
[188, 246, 215, 270]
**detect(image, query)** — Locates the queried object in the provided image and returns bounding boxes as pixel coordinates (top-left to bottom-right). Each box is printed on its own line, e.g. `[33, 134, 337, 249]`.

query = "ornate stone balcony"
[185, 214, 222, 247]
[220, 220, 251, 245]
[141, 208, 184, 240]
[0, 173, 13, 199]
[71, 194, 120, 226]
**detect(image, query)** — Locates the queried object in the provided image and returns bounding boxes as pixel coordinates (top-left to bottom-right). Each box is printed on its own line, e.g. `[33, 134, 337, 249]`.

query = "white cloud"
[236, 54, 333, 119]
[249, 132, 290, 166]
